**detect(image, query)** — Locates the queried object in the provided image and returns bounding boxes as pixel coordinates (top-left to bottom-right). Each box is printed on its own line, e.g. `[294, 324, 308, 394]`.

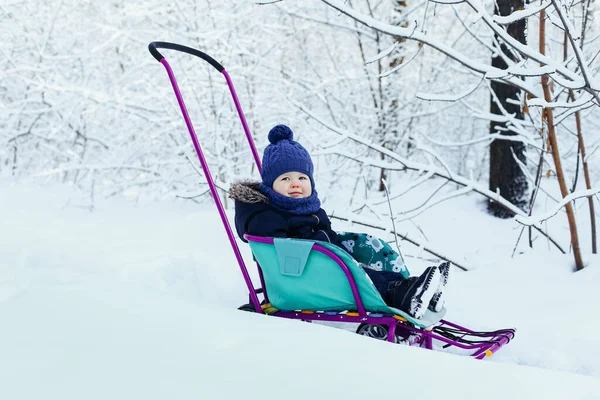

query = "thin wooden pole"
[540, 9, 585, 270]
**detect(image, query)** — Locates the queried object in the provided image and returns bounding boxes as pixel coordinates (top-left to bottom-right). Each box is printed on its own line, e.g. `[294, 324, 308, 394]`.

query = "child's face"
[272, 171, 312, 198]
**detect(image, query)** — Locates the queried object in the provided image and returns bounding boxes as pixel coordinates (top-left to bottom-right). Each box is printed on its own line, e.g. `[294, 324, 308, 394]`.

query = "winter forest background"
[2, 0, 600, 396]
[3, 0, 599, 271]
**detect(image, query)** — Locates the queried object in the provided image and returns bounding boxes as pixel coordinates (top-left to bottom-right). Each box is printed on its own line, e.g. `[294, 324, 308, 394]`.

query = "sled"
[148, 41, 515, 359]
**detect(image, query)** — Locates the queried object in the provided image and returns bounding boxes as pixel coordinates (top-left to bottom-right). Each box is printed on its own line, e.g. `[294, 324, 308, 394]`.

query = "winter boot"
[429, 262, 451, 312]
[386, 266, 441, 319]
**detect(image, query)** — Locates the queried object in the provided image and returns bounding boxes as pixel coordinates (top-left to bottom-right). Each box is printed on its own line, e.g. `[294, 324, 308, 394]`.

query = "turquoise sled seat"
[247, 235, 446, 328]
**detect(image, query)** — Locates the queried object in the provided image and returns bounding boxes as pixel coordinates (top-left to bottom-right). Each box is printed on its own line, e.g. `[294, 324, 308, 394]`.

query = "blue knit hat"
[261, 124, 314, 189]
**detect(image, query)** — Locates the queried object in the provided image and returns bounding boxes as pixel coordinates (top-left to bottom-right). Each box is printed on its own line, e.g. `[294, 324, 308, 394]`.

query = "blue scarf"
[259, 183, 321, 215]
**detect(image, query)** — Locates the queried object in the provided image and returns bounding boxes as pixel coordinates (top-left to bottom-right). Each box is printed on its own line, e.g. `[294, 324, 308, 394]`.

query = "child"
[229, 124, 450, 319]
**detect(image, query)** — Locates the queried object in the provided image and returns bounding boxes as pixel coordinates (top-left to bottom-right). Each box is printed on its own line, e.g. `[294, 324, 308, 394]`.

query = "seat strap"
[273, 238, 314, 277]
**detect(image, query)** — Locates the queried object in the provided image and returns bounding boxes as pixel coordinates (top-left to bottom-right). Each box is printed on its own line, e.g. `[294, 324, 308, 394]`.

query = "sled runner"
[148, 41, 515, 359]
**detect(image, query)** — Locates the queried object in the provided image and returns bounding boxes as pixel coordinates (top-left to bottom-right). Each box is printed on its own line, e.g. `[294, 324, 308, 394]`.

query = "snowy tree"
[288, 0, 600, 270]
[1, 0, 598, 269]
[488, 0, 528, 218]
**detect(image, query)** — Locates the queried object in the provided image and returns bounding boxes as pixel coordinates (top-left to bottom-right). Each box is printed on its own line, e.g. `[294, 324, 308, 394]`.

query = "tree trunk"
[539, 9, 585, 271]
[488, 0, 528, 218]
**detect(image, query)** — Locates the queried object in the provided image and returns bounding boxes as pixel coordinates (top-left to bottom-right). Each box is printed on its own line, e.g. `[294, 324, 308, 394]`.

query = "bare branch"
[293, 99, 568, 251]
[329, 213, 470, 271]
[320, 0, 542, 96]
[321, 0, 588, 92]
[516, 188, 600, 226]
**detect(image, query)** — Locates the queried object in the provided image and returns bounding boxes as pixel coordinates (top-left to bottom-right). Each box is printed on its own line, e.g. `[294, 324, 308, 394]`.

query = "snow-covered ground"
[1, 182, 599, 399]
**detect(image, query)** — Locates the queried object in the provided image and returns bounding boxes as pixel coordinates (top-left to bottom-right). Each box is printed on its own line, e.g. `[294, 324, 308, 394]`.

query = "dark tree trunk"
[488, 0, 528, 218]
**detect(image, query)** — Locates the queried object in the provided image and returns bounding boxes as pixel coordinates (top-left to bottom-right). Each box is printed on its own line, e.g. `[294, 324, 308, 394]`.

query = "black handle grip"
[148, 41, 224, 72]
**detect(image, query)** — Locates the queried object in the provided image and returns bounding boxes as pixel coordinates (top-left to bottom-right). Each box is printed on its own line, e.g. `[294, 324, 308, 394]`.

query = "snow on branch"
[285, 11, 378, 40]
[365, 42, 397, 64]
[504, 65, 557, 78]
[527, 93, 595, 109]
[550, 0, 600, 97]
[321, 0, 599, 95]
[35, 164, 163, 177]
[515, 188, 600, 226]
[296, 100, 513, 215]
[414, 130, 537, 149]
[553, 102, 597, 126]
[319, 0, 542, 97]
[463, 0, 584, 86]
[380, 47, 422, 77]
[416, 78, 483, 102]
[428, 0, 465, 4]
[293, 99, 566, 253]
[492, 2, 552, 25]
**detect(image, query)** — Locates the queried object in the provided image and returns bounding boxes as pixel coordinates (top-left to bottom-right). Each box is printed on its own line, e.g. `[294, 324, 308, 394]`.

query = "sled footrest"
[432, 322, 516, 359]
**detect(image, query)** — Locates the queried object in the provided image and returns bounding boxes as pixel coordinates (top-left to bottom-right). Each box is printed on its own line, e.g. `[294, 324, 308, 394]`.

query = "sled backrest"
[246, 235, 445, 328]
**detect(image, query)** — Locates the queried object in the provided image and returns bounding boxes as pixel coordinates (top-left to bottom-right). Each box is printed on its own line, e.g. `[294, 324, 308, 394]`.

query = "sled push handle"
[148, 41, 263, 312]
[148, 41, 262, 170]
[149, 42, 224, 72]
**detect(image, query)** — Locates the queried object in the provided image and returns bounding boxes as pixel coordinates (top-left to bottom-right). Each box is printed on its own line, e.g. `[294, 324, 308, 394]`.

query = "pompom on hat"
[261, 124, 314, 189]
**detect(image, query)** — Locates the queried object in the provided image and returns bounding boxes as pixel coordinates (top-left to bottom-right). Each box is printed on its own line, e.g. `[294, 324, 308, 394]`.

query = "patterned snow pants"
[336, 232, 410, 280]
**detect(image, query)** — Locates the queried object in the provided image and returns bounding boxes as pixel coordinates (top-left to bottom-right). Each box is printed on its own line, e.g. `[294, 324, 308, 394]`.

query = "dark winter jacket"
[228, 180, 341, 246]
[228, 180, 411, 305]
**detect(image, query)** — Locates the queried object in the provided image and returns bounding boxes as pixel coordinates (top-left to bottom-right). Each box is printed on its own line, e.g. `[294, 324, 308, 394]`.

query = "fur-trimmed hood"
[229, 180, 275, 242]
[229, 180, 339, 247]
[228, 180, 270, 204]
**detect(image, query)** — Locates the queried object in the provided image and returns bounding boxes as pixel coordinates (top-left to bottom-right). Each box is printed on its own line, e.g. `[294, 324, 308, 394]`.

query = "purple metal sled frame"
[148, 41, 515, 359]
